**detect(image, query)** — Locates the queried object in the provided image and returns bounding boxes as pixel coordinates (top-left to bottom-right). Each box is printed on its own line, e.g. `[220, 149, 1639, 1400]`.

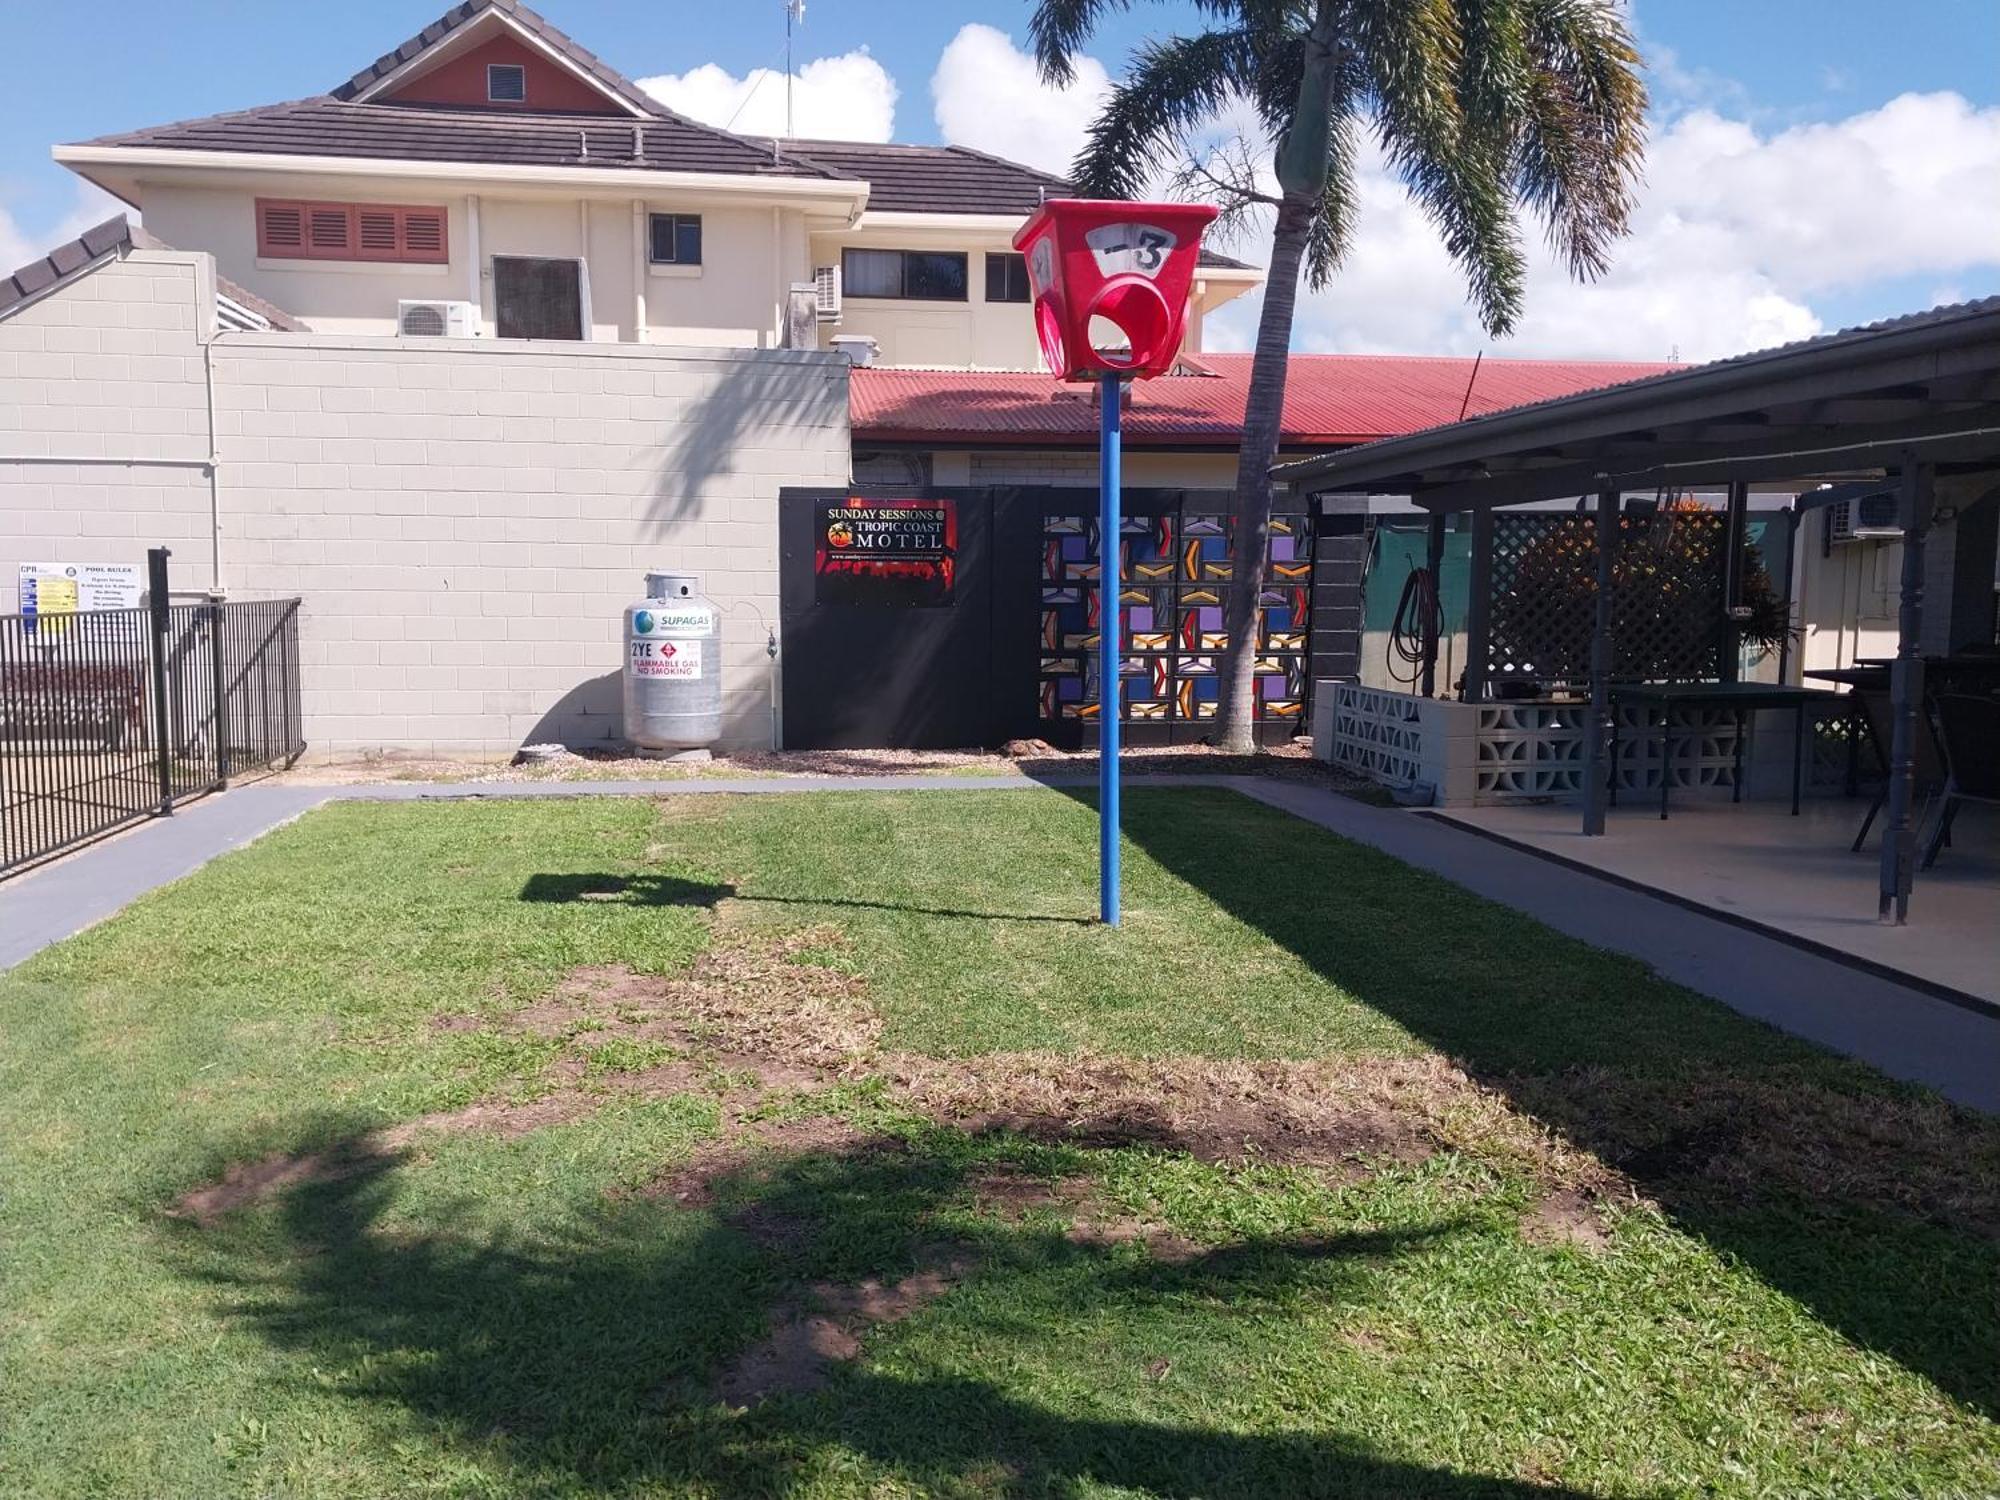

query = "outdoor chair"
[1920, 693, 2000, 869]
[1848, 685, 1945, 852]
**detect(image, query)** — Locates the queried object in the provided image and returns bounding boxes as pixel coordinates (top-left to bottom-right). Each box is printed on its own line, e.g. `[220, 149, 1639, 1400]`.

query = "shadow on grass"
[521, 873, 1094, 926]
[174, 1119, 1590, 1499]
[1089, 786, 2000, 1419]
[520, 872, 736, 908]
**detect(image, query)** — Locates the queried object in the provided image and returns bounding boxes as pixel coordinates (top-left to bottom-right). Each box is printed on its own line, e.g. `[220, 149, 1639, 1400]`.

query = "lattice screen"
[1486, 508, 1727, 686]
[1038, 505, 1312, 735]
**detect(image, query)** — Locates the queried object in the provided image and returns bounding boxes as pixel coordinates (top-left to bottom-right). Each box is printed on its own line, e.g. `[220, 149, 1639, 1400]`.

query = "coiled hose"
[1387, 565, 1442, 687]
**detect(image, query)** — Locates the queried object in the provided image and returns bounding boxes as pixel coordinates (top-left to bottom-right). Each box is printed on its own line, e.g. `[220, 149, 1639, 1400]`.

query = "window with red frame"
[256, 200, 449, 264]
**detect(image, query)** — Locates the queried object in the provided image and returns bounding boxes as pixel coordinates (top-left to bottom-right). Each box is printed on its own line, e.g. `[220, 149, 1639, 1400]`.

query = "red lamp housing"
[1012, 198, 1219, 381]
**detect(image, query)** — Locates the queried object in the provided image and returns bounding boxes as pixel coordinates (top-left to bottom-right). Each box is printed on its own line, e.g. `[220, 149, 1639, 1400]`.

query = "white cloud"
[637, 50, 896, 141]
[1207, 90, 2000, 364]
[930, 23, 1113, 177]
[0, 180, 131, 273]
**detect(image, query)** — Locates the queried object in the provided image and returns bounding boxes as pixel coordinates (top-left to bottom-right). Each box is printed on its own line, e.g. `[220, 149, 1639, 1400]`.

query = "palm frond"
[1028, 0, 1134, 86]
[1071, 29, 1263, 197]
[1507, 0, 1648, 278]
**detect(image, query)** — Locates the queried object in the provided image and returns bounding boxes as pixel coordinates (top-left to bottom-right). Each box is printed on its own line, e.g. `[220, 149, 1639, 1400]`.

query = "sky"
[2, 0, 1996, 363]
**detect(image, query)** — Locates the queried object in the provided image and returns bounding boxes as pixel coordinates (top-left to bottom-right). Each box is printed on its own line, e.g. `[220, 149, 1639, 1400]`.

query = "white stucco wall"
[1, 247, 851, 753]
[138, 184, 801, 349]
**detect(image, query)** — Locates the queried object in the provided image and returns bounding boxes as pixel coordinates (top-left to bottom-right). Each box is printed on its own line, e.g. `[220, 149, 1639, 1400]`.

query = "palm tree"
[1030, 0, 1648, 751]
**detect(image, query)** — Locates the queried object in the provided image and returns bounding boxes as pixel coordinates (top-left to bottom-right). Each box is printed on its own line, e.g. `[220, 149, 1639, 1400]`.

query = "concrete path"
[4, 773, 1993, 1110]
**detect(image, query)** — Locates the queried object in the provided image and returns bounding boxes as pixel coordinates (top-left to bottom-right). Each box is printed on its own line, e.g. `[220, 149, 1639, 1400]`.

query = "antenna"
[1456, 349, 1485, 421]
[785, 0, 805, 138]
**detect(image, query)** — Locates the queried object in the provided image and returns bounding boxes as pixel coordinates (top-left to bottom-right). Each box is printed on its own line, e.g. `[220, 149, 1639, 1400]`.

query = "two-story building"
[9, 0, 1747, 759]
[52, 0, 1261, 367]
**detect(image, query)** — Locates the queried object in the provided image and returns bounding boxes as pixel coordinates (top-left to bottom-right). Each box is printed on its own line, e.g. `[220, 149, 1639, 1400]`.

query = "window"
[493, 257, 585, 340]
[256, 200, 448, 264]
[487, 63, 527, 103]
[985, 251, 1032, 303]
[648, 213, 703, 266]
[841, 248, 968, 301]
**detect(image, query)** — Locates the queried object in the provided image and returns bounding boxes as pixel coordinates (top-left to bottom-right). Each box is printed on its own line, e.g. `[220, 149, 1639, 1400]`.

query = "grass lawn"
[1, 787, 1994, 1498]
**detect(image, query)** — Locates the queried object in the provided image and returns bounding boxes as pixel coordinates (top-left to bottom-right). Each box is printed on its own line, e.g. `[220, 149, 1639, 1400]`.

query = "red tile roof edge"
[849, 353, 1681, 448]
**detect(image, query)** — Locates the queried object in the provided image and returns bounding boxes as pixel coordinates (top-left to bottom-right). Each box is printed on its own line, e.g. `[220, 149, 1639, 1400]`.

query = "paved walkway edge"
[4, 773, 1992, 1110]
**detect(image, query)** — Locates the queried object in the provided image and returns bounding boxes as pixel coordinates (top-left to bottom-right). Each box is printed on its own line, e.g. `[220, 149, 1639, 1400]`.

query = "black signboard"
[813, 498, 957, 607]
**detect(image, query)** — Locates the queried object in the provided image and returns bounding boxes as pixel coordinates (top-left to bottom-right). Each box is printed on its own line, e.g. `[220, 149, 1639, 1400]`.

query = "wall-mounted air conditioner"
[812, 265, 842, 323]
[396, 299, 479, 338]
[1828, 490, 1902, 543]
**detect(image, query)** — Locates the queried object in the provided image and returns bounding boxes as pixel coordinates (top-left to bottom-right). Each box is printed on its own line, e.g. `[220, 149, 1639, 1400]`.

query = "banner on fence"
[812, 498, 957, 607]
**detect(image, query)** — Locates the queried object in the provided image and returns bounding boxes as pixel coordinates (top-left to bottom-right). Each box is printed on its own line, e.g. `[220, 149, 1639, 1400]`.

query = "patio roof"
[1276, 296, 2000, 508]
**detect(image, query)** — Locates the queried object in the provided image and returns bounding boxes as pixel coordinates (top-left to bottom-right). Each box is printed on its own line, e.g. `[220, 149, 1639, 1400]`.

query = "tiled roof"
[60, 1, 1265, 246]
[849, 353, 1680, 448]
[77, 97, 834, 181]
[330, 0, 665, 119]
[0, 215, 129, 319]
[778, 139, 1061, 215]
[776, 138, 1255, 258]
[0, 214, 307, 330]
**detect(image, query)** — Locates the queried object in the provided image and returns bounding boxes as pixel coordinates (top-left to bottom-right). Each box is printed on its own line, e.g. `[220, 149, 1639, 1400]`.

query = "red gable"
[379, 32, 629, 115]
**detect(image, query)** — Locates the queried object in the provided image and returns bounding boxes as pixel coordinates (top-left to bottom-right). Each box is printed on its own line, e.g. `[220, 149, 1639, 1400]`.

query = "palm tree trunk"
[1216, 192, 1313, 752]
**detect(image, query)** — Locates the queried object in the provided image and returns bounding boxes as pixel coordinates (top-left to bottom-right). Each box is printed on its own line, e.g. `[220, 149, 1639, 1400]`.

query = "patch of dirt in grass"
[639, 1115, 880, 1208]
[1065, 1211, 1203, 1264]
[966, 1162, 1092, 1219]
[493, 931, 875, 1080]
[1508, 1068, 2000, 1239]
[714, 1247, 980, 1408]
[174, 1095, 588, 1226]
[889, 1051, 1555, 1181]
[1519, 1188, 1614, 1254]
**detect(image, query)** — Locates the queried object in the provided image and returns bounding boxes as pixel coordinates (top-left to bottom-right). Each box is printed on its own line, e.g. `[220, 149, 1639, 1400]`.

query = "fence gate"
[1, 595, 305, 875]
[778, 487, 1312, 751]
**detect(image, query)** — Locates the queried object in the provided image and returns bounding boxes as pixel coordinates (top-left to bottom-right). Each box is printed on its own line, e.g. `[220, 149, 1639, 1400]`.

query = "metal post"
[1776, 502, 1799, 686]
[146, 547, 174, 817]
[1462, 506, 1494, 701]
[207, 595, 231, 789]
[1879, 457, 1931, 924]
[1582, 490, 1619, 835]
[1421, 510, 1446, 697]
[1098, 374, 1123, 926]
[1720, 479, 1748, 683]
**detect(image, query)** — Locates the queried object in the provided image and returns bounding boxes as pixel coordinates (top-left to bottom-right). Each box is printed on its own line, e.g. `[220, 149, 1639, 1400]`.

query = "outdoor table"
[1609, 683, 1843, 820]
[1803, 666, 1889, 688]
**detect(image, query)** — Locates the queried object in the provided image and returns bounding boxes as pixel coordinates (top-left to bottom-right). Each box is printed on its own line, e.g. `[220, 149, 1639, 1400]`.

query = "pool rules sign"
[813, 498, 956, 607]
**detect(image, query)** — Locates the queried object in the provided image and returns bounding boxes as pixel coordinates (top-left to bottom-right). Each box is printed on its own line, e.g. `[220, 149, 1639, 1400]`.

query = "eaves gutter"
[851, 428, 1373, 450]
[54, 145, 872, 213]
[1273, 303, 2000, 491]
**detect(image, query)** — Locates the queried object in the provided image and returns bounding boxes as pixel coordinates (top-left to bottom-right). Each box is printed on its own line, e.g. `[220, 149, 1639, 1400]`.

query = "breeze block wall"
[0, 247, 852, 754]
[0, 250, 221, 591]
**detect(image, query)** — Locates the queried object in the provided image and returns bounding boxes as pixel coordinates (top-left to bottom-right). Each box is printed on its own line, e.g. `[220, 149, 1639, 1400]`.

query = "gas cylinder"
[622, 569, 721, 753]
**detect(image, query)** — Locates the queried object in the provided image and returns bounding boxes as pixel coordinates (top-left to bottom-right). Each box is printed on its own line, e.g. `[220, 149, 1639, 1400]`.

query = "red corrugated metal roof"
[850, 352, 1679, 448]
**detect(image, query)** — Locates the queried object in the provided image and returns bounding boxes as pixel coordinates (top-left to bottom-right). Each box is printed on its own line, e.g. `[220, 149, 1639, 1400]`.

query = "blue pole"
[1098, 373, 1123, 926]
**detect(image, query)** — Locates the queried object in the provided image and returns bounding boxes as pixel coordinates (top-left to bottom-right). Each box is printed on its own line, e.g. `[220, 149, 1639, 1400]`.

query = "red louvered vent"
[307, 206, 352, 254]
[357, 209, 399, 255]
[255, 199, 450, 263]
[257, 202, 304, 253]
[401, 209, 447, 263]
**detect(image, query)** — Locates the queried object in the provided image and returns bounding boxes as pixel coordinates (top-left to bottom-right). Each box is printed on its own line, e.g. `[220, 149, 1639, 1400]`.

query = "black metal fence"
[0, 596, 303, 876]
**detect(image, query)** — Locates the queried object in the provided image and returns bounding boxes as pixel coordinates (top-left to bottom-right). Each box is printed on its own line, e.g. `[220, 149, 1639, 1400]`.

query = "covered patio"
[1283, 298, 2000, 996]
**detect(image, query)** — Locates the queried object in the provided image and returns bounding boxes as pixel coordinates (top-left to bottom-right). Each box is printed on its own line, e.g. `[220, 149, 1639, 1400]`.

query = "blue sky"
[3, 0, 1996, 359]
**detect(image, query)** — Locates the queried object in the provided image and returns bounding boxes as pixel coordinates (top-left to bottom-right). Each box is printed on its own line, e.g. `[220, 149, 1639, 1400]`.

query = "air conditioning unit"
[1828, 490, 1902, 543]
[811, 265, 842, 323]
[396, 299, 479, 338]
